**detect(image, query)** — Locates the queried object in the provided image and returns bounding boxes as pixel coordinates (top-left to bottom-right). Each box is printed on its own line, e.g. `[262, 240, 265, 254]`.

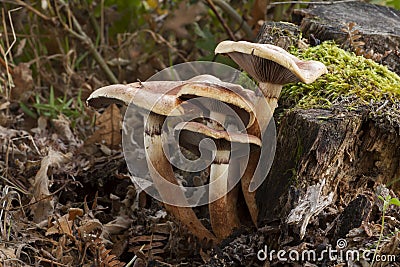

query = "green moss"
[282, 42, 400, 111]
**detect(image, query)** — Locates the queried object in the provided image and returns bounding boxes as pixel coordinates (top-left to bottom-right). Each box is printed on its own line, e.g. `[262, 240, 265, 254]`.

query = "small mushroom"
[175, 121, 261, 240]
[215, 40, 328, 225]
[87, 81, 217, 243]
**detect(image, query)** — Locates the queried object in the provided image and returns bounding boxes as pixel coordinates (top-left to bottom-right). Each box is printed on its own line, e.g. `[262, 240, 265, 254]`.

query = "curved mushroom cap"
[175, 121, 261, 158]
[87, 81, 198, 116]
[215, 40, 328, 85]
[177, 75, 258, 128]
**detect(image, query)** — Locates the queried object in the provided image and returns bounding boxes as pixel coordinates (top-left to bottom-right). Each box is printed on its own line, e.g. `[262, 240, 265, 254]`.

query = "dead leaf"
[130, 235, 168, 243]
[31, 149, 72, 223]
[78, 218, 103, 241]
[46, 214, 73, 236]
[151, 222, 172, 235]
[52, 114, 79, 146]
[103, 215, 133, 235]
[15, 38, 27, 57]
[0, 243, 17, 261]
[85, 104, 122, 149]
[11, 63, 34, 102]
[163, 1, 205, 37]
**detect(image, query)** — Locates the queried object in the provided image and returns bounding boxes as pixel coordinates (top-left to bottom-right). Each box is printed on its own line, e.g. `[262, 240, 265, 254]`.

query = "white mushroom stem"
[144, 113, 217, 243]
[258, 82, 283, 113]
[208, 108, 242, 240]
[209, 149, 241, 240]
[206, 102, 241, 240]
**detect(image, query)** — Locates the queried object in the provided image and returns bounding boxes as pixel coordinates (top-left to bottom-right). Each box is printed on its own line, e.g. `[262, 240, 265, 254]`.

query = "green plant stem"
[69, 14, 118, 84]
[212, 0, 255, 40]
[206, 0, 236, 40]
[56, 0, 118, 84]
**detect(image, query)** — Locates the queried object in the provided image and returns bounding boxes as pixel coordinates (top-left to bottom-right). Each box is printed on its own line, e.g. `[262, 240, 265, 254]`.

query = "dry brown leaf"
[0, 243, 17, 261]
[103, 215, 133, 235]
[78, 218, 103, 241]
[10, 63, 34, 102]
[380, 231, 400, 255]
[86, 104, 122, 149]
[128, 245, 165, 255]
[31, 149, 72, 223]
[46, 214, 73, 236]
[52, 114, 79, 146]
[151, 222, 172, 235]
[163, 1, 205, 37]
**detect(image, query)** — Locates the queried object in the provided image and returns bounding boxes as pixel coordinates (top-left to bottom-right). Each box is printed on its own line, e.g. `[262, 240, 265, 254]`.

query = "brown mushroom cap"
[86, 81, 197, 116]
[215, 40, 328, 85]
[177, 75, 258, 129]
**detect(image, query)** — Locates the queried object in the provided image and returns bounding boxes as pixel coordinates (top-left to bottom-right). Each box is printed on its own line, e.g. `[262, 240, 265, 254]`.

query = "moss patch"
[281, 41, 400, 129]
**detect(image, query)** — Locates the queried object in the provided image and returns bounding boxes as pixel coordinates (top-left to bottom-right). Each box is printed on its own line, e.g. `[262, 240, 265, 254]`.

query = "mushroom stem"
[240, 149, 261, 225]
[206, 103, 242, 240]
[144, 113, 217, 243]
[209, 149, 241, 240]
[258, 82, 283, 113]
[240, 94, 274, 226]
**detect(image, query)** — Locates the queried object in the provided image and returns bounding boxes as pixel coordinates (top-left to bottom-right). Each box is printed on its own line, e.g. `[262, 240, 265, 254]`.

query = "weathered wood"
[257, 107, 400, 224]
[293, 1, 400, 75]
[333, 194, 372, 242]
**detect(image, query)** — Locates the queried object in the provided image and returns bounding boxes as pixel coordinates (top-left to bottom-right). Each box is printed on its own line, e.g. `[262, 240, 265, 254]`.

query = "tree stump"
[255, 2, 400, 233]
[293, 1, 400, 75]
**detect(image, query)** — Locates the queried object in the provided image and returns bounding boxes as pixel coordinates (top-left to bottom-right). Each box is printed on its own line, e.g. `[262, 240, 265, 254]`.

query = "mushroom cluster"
[86, 41, 327, 244]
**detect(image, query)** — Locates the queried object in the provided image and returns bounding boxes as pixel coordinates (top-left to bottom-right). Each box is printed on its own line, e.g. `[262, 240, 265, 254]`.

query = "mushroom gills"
[228, 52, 300, 86]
